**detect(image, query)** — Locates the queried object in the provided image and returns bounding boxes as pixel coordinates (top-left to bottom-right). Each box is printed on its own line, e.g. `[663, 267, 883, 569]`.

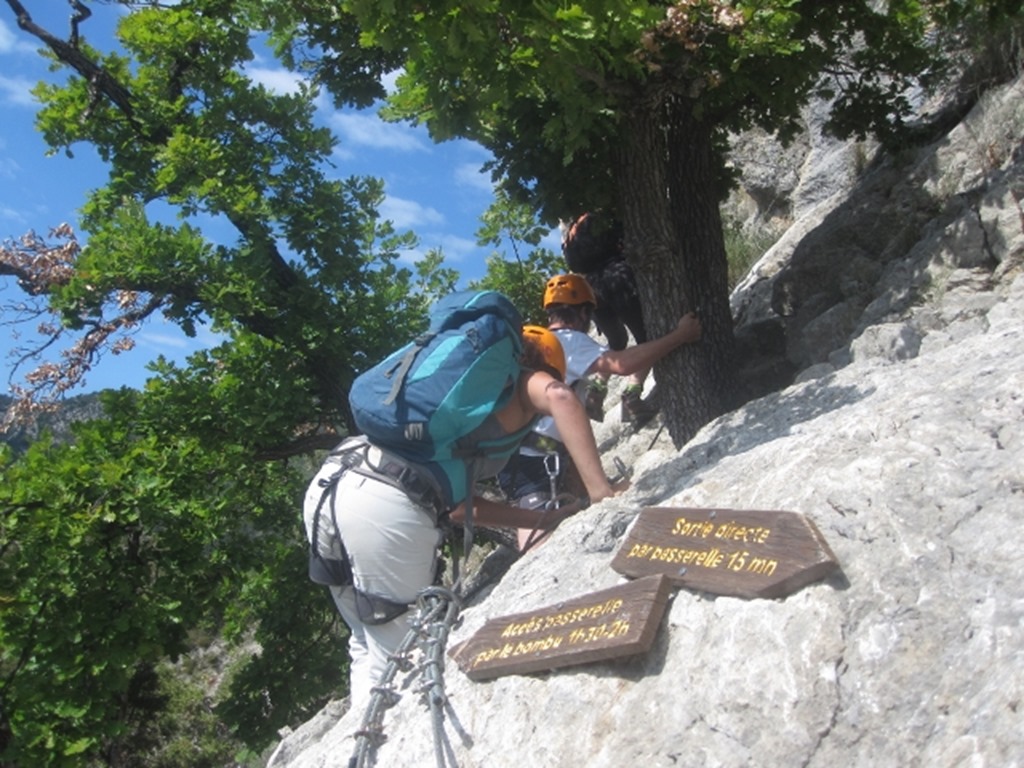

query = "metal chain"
[349, 587, 464, 768]
[346, 447, 614, 766]
[414, 587, 468, 768]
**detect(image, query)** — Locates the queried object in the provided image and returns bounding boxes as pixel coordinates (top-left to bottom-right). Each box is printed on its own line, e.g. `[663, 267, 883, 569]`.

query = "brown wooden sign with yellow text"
[611, 507, 839, 599]
[449, 574, 672, 681]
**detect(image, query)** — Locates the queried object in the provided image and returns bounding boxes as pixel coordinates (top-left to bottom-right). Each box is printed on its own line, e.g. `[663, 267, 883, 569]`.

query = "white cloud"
[0, 204, 26, 223]
[0, 155, 20, 180]
[379, 195, 444, 230]
[241, 63, 329, 111]
[431, 233, 478, 262]
[329, 112, 427, 153]
[392, 232, 477, 267]
[245, 65, 305, 96]
[136, 324, 221, 355]
[454, 162, 494, 194]
[381, 69, 402, 95]
[137, 331, 192, 351]
[0, 19, 38, 56]
[540, 227, 562, 252]
[0, 74, 37, 107]
[0, 19, 16, 52]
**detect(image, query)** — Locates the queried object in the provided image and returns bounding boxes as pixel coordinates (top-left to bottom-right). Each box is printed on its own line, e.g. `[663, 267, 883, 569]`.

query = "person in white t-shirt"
[498, 274, 701, 527]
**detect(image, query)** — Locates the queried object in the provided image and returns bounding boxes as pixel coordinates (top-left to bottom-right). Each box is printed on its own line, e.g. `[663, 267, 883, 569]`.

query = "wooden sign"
[611, 507, 839, 599]
[449, 574, 672, 681]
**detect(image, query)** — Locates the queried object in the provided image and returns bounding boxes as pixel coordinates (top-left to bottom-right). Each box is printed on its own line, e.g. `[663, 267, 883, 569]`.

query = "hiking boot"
[621, 386, 659, 429]
[584, 380, 607, 422]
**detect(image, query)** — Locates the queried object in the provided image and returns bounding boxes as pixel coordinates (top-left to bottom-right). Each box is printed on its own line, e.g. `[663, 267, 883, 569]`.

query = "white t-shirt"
[529, 328, 606, 446]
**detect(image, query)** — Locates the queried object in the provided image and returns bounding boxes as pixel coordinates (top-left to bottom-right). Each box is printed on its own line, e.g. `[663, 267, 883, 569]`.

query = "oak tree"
[1, 0, 433, 449]
[0, 1, 442, 763]
[324, 0, 1021, 445]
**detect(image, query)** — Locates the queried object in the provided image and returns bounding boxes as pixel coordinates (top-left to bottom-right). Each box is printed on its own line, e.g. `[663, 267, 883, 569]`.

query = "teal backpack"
[349, 289, 531, 511]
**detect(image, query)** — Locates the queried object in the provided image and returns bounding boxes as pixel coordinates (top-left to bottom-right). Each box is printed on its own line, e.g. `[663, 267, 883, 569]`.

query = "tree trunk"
[664, 95, 738, 413]
[613, 92, 736, 448]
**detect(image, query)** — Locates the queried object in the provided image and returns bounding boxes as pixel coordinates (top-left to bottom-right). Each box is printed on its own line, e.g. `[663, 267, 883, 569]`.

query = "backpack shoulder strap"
[383, 333, 432, 406]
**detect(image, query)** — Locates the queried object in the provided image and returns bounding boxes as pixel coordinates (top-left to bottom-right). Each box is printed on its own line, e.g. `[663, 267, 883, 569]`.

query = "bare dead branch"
[1, 225, 169, 429]
[69, 0, 91, 46]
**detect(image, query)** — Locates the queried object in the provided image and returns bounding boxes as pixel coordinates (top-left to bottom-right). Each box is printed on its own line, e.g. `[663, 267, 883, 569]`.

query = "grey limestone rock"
[271, 68, 1024, 768]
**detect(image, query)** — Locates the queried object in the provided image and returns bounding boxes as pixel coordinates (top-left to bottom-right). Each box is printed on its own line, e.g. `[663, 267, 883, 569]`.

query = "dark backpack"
[562, 211, 624, 274]
[348, 289, 527, 510]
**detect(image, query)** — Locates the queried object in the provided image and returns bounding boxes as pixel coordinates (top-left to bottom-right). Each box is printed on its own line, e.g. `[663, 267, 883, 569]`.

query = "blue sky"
[0, 4, 559, 395]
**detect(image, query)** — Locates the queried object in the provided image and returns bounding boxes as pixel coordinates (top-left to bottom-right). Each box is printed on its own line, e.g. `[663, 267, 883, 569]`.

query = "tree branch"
[5, 0, 139, 127]
[1, 226, 174, 426]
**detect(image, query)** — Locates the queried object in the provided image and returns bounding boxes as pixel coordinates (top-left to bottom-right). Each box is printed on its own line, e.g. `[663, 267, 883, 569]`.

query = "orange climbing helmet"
[543, 273, 597, 309]
[522, 325, 567, 381]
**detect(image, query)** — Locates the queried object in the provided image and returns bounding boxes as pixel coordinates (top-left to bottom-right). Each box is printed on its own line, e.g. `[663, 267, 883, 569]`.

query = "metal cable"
[349, 587, 463, 768]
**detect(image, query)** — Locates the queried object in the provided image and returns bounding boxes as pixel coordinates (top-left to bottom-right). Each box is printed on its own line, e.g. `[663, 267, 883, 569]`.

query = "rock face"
[271, 70, 1024, 768]
[730, 58, 1024, 403]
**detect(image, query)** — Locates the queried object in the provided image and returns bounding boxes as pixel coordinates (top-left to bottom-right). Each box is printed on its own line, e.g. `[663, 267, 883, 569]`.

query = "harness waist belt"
[327, 439, 446, 517]
[374, 458, 442, 506]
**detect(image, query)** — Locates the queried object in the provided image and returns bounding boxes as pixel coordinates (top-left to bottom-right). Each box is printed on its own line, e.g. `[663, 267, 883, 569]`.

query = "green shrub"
[723, 217, 780, 290]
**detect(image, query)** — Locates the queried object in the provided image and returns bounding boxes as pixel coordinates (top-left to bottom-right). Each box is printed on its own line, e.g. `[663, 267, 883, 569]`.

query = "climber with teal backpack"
[302, 289, 628, 712]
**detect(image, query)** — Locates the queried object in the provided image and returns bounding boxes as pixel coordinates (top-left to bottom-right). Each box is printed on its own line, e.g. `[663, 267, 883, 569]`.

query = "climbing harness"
[309, 439, 444, 624]
[329, 442, 620, 767]
[518, 451, 576, 555]
[307, 442, 474, 767]
[342, 450, 576, 766]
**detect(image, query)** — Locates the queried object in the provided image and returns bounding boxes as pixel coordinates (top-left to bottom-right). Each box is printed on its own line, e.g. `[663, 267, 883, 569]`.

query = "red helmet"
[522, 325, 567, 381]
[543, 273, 597, 309]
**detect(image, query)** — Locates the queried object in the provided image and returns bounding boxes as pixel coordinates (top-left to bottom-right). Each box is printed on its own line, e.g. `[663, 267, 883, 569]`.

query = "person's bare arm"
[449, 496, 570, 529]
[588, 312, 701, 377]
[525, 373, 628, 503]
